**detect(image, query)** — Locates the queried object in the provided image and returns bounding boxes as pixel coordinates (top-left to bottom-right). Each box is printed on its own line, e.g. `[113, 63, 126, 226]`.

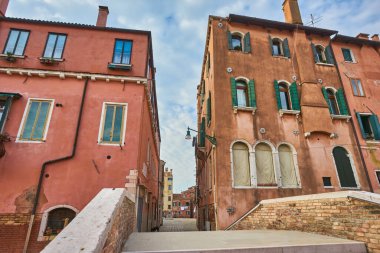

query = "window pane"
[351, 79, 358, 96]
[280, 91, 290, 110]
[112, 40, 123, 63]
[4, 30, 19, 54]
[112, 105, 123, 142]
[122, 41, 132, 64]
[279, 145, 297, 187]
[237, 89, 247, 107]
[14, 31, 29, 56]
[32, 101, 50, 140]
[232, 36, 242, 51]
[273, 44, 280, 55]
[53, 35, 66, 59]
[255, 143, 276, 186]
[357, 80, 364, 96]
[233, 143, 250, 186]
[342, 48, 352, 62]
[22, 102, 39, 139]
[361, 115, 373, 138]
[102, 105, 115, 142]
[43, 34, 57, 58]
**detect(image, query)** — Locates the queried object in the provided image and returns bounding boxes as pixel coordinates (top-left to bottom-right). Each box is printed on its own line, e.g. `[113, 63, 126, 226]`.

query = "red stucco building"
[0, 1, 160, 252]
[172, 186, 196, 218]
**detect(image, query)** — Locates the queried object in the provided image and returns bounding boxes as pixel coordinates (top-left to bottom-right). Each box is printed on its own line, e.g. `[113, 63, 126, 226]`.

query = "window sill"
[344, 61, 357, 64]
[39, 57, 64, 65]
[108, 63, 132, 70]
[331, 114, 351, 122]
[15, 139, 46, 144]
[316, 62, 334, 67]
[365, 140, 380, 144]
[233, 106, 257, 115]
[323, 186, 334, 189]
[272, 55, 290, 60]
[97, 142, 124, 147]
[279, 109, 300, 117]
[0, 54, 26, 62]
[340, 187, 360, 190]
[228, 49, 250, 54]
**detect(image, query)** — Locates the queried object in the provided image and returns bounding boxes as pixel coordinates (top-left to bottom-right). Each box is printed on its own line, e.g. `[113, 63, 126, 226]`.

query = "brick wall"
[229, 191, 380, 253]
[0, 214, 48, 253]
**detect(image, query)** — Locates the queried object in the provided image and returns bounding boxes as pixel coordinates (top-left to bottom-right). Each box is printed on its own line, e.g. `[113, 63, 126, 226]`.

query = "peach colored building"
[0, 2, 160, 252]
[196, 0, 372, 231]
[331, 34, 380, 193]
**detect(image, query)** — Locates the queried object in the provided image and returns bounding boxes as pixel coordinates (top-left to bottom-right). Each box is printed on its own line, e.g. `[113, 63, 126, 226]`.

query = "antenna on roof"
[306, 14, 322, 27]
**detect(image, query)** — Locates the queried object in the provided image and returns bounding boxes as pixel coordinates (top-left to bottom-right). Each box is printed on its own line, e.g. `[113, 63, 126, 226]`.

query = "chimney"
[282, 0, 303, 25]
[356, 33, 370, 40]
[371, 34, 379, 41]
[0, 0, 9, 17]
[96, 6, 109, 27]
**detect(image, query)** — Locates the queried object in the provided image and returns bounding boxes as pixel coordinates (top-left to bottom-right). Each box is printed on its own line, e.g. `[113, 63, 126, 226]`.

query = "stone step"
[123, 230, 366, 253]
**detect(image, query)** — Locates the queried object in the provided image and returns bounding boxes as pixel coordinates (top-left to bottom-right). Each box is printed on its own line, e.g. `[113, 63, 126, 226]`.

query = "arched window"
[44, 208, 76, 237]
[278, 144, 298, 187]
[315, 45, 326, 63]
[255, 143, 276, 186]
[232, 142, 251, 187]
[327, 89, 339, 115]
[279, 82, 291, 110]
[272, 38, 283, 56]
[236, 80, 248, 107]
[231, 34, 242, 51]
[333, 147, 358, 188]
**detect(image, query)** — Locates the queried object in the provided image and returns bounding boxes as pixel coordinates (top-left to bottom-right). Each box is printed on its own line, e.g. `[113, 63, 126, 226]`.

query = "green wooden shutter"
[321, 87, 332, 114]
[268, 35, 274, 55]
[0, 97, 11, 132]
[207, 93, 211, 125]
[289, 82, 300, 110]
[369, 114, 380, 140]
[227, 31, 233, 50]
[283, 38, 290, 58]
[336, 88, 348, 115]
[356, 113, 367, 139]
[325, 45, 335, 65]
[274, 80, 282, 110]
[311, 43, 319, 63]
[243, 32, 251, 53]
[248, 80, 256, 108]
[230, 77, 238, 107]
[199, 117, 206, 147]
[201, 80, 205, 104]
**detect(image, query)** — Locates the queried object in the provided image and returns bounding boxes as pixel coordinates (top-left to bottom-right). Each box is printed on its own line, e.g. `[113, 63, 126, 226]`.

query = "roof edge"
[332, 34, 380, 47]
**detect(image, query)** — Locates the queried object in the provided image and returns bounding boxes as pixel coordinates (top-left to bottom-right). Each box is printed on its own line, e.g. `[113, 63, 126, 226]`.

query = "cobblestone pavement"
[159, 218, 198, 232]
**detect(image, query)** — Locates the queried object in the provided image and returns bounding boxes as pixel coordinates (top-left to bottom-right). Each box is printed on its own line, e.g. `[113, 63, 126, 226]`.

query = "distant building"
[163, 168, 173, 217]
[172, 186, 196, 218]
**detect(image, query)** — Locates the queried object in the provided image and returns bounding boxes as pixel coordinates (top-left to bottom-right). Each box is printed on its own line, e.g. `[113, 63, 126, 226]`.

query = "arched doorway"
[332, 147, 358, 188]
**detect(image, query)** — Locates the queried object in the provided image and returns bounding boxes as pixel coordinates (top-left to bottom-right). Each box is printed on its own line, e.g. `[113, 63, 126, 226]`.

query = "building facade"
[163, 168, 173, 217]
[196, 0, 373, 231]
[0, 2, 160, 252]
[331, 34, 380, 193]
[172, 186, 196, 218]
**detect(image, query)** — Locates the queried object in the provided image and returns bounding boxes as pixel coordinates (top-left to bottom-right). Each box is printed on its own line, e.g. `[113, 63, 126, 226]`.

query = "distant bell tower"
[282, 0, 303, 25]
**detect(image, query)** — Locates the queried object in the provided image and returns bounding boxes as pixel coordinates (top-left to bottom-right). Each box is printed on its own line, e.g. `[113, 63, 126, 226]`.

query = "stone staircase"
[123, 230, 366, 253]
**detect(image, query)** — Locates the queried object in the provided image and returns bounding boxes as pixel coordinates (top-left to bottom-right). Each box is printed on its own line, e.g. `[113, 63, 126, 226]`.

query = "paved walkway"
[124, 230, 366, 253]
[159, 218, 197, 232]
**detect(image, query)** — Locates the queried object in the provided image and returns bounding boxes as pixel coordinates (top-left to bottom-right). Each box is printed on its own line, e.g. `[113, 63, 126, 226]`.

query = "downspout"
[329, 40, 374, 192]
[23, 77, 89, 253]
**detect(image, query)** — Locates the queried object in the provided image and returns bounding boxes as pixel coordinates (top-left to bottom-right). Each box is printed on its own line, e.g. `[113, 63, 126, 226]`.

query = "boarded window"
[232, 142, 251, 187]
[278, 144, 298, 187]
[255, 143, 276, 186]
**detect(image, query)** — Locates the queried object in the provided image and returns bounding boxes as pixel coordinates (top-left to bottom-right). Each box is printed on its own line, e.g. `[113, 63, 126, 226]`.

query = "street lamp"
[185, 127, 217, 146]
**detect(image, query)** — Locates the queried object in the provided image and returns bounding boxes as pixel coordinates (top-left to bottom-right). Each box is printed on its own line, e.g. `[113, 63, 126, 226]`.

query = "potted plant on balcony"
[40, 57, 57, 65]
[5, 52, 16, 62]
[0, 132, 11, 158]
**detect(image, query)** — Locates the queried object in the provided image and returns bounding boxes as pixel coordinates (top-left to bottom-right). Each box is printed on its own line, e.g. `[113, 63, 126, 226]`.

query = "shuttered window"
[357, 113, 380, 140]
[199, 117, 206, 147]
[243, 32, 251, 53]
[19, 99, 53, 141]
[289, 82, 300, 110]
[99, 103, 127, 144]
[231, 78, 256, 108]
[311, 43, 334, 64]
[227, 31, 251, 53]
[274, 81, 299, 111]
[207, 92, 211, 125]
[336, 88, 348, 115]
[269, 36, 290, 58]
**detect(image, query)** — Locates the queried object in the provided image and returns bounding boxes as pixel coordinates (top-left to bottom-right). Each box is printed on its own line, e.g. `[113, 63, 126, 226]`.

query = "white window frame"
[342, 48, 356, 63]
[37, 204, 78, 241]
[331, 146, 361, 190]
[97, 102, 128, 146]
[276, 142, 302, 189]
[16, 98, 54, 143]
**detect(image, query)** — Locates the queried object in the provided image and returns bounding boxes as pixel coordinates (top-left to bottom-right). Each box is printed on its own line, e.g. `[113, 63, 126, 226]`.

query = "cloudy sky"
[7, 0, 379, 193]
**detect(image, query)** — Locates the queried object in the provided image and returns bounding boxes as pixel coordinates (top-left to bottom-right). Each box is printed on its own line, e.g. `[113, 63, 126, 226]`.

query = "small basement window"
[322, 177, 332, 187]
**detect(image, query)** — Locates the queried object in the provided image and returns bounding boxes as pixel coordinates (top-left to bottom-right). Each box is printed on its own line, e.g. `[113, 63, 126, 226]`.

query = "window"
[43, 33, 67, 59]
[227, 31, 251, 53]
[278, 144, 298, 187]
[0, 93, 21, 133]
[168, 177, 173, 182]
[186, 202, 190, 206]
[168, 196, 171, 201]
[230, 78, 256, 108]
[168, 185, 172, 190]
[322, 177, 332, 187]
[272, 39, 282, 56]
[3, 29, 29, 56]
[311, 43, 334, 64]
[231, 35, 242, 51]
[333, 147, 358, 188]
[18, 99, 53, 142]
[236, 81, 248, 107]
[376, 171, 380, 185]
[168, 205, 171, 209]
[356, 113, 380, 140]
[112, 39, 132, 65]
[350, 79, 365, 97]
[315, 45, 326, 63]
[255, 143, 276, 187]
[269, 36, 290, 58]
[342, 48, 355, 62]
[98, 103, 127, 145]
[279, 83, 291, 110]
[232, 142, 251, 187]
[326, 89, 340, 115]
[44, 208, 76, 237]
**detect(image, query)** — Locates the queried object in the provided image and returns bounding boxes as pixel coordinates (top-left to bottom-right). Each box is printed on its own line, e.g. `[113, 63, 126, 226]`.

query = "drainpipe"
[23, 78, 89, 253]
[329, 40, 374, 192]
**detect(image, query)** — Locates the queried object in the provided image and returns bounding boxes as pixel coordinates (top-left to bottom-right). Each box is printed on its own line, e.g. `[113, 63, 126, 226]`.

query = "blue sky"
[7, 0, 379, 193]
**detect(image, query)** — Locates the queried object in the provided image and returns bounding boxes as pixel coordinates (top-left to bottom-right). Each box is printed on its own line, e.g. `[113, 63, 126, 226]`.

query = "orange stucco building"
[196, 0, 374, 231]
[0, 1, 160, 252]
[331, 34, 380, 193]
